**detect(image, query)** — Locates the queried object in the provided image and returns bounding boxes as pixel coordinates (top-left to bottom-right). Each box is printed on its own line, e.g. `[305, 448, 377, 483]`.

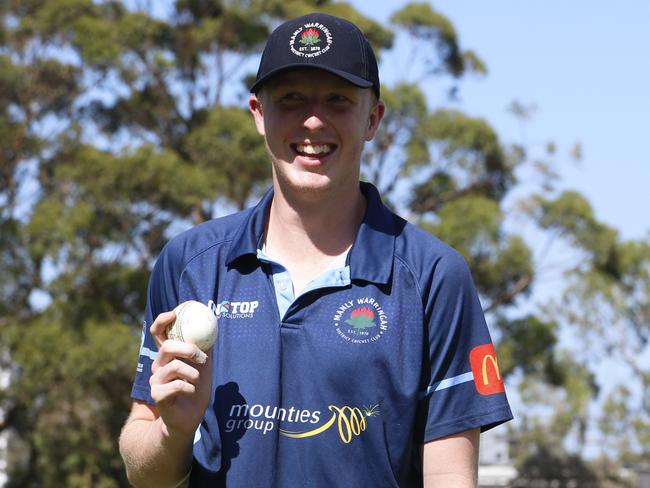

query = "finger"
[149, 311, 177, 347]
[150, 379, 196, 404]
[150, 359, 200, 386]
[152, 340, 208, 371]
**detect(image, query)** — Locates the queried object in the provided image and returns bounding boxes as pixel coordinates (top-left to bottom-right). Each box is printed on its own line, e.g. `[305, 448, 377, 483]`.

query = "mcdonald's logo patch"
[469, 344, 505, 396]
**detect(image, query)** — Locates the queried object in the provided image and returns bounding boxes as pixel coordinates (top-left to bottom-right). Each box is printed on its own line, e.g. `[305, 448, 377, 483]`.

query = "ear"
[364, 99, 385, 141]
[249, 94, 266, 136]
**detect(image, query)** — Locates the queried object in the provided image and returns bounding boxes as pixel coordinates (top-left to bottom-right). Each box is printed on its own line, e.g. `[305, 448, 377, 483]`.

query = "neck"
[265, 181, 366, 259]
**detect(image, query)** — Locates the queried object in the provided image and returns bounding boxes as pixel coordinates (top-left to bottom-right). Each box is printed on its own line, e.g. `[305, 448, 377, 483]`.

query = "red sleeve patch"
[469, 344, 505, 396]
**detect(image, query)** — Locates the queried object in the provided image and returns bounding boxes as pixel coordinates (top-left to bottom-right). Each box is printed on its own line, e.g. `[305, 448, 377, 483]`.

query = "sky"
[350, 0, 650, 242]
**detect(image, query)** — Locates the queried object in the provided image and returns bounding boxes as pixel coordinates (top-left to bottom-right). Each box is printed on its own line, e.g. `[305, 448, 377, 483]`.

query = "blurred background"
[0, 1, 648, 486]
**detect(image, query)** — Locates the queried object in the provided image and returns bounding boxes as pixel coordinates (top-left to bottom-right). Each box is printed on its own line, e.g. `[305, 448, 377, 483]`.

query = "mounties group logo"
[224, 401, 380, 444]
[289, 22, 333, 58]
[332, 297, 389, 344]
[280, 404, 380, 444]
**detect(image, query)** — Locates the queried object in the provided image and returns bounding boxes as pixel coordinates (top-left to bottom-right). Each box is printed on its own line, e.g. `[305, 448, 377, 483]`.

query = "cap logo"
[289, 22, 332, 58]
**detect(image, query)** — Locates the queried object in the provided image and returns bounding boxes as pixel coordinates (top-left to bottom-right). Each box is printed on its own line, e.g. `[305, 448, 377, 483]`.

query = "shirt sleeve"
[130, 242, 182, 404]
[417, 250, 513, 442]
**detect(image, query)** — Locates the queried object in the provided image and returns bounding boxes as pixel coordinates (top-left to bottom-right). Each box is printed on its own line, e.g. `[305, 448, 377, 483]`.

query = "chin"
[277, 171, 335, 196]
[271, 158, 359, 198]
[291, 177, 334, 194]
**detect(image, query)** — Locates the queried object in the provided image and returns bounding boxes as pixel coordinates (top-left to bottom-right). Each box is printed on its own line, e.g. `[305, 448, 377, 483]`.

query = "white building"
[478, 427, 517, 487]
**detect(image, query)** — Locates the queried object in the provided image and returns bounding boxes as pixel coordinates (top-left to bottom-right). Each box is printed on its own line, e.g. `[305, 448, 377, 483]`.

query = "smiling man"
[119, 12, 513, 488]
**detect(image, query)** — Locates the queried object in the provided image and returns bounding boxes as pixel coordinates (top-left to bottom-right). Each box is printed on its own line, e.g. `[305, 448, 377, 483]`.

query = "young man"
[119, 12, 512, 487]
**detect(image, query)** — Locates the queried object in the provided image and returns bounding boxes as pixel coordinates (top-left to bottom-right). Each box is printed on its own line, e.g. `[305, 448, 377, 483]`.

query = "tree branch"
[484, 273, 532, 313]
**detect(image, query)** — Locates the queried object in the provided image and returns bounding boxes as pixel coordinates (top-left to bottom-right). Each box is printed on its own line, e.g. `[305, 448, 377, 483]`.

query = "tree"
[534, 191, 650, 463]
[0, 1, 647, 486]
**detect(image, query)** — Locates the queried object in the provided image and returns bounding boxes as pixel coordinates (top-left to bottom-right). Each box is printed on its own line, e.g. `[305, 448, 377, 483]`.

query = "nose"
[302, 102, 327, 131]
[303, 115, 326, 131]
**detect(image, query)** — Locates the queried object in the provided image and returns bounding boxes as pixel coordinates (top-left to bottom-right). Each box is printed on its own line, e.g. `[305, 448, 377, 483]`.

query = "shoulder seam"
[178, 237, 235, 287]
[394, 253, 426, 310]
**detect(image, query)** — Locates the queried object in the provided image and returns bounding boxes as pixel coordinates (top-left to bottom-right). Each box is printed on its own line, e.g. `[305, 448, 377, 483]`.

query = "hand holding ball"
[166, 300, 218, 352]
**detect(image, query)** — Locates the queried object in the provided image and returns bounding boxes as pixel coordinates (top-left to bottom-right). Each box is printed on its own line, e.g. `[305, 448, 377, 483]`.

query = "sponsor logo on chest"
[224, 401, 380, 444]
[332, 297, 389, 344]
[211, 299, 259, 319]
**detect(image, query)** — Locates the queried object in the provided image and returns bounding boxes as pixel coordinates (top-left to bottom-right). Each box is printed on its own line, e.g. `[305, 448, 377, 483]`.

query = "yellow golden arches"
[481, 354, 501, 385]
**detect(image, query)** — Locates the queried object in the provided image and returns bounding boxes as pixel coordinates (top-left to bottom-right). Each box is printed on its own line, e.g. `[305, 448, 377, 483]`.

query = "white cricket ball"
[166, 300, 218, 352]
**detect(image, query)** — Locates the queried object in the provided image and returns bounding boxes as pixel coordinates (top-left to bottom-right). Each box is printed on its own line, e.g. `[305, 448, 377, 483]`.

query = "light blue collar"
[256, 248, 351, 319]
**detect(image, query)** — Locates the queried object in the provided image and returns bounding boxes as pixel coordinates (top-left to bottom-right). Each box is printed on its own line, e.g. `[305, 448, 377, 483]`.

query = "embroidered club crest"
[332, 298, 389, 345]
[289, 22, 333, 58]
[300, 28, 321, 46]
[345, 307, 376, 329]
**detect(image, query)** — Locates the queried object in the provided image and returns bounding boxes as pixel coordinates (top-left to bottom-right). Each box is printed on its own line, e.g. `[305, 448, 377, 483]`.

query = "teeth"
[296, 144, 332, 155]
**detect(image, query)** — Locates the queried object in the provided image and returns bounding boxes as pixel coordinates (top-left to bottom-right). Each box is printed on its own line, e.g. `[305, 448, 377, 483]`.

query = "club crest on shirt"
[332, 297, 389, 344]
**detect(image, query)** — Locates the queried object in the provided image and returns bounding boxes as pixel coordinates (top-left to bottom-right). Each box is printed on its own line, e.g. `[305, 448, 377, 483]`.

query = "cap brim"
[250, 64, 374, 94]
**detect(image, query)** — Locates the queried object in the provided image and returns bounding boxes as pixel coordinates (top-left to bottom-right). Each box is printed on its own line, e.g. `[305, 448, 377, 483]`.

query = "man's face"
[249, 70, 384, 199]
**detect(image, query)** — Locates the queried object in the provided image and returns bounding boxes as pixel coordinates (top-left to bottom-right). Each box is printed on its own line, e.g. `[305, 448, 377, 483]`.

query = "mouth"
[291, 143, 337, 162]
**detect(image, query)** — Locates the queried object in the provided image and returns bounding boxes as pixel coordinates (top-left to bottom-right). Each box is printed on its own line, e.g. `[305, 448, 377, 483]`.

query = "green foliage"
[48, 263, 149, 327]
[512, 352, 598, 461]
[184, 107, 271, 209]
[117, 12, 173, 52]
[362, 82, 427, 191]
[55, 144, 214, 215]
[496, 315, 559, 380]
[0, 0, 647, 485]
[535, 190, 620, 266]
[0, 55, 79, 117]
[529, 189, 650, 463]
[390, 2, 486, 77]
[422, 196, 532, 310]
[72, 15, 122, 66]
[600, 386, 648, 461]
[406, 109, 516, 214]
[18, 0, 95, 38]
[0, 218, 33, 316]
[2, 318, 138, 487]
[462, 49, 487, 75]
[429, 195, 501, 251]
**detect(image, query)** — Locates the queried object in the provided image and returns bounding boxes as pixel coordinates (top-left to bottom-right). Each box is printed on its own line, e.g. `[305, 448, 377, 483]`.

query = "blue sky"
[351, 0, 650, 241]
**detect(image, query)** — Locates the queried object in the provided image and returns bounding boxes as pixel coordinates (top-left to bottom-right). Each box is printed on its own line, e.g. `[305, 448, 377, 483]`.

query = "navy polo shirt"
[132, 182, 513, 487]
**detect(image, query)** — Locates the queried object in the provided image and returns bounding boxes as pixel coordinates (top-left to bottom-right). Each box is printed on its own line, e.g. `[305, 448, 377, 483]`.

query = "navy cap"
[251, 13, 380, 97]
